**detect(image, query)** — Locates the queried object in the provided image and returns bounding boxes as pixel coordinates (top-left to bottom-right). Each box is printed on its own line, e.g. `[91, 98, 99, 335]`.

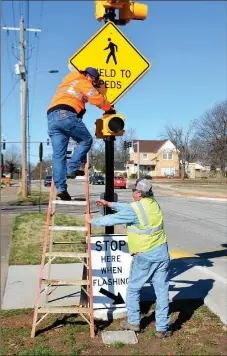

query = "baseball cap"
[132, 179, 153, 194]
[85, 67, 100, 80]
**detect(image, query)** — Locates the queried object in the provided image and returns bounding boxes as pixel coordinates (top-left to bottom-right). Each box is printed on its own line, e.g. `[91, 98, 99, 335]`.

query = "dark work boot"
[67, 165, 91, 179]
[120, 320, 140, 332]
[66, 171, 78, 179]
[56, 191, 71, 201]
[155, 330, 173, 338]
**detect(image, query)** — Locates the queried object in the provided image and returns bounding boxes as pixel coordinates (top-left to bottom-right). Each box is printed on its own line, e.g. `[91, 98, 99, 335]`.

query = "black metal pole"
[103, 8, 117, 235]
[104, 136, 115, 234]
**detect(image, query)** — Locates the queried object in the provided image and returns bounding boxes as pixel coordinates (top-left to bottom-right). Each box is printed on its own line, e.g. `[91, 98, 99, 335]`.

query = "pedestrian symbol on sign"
[104, 38, 118, 65]
[69, 21, 151, 104]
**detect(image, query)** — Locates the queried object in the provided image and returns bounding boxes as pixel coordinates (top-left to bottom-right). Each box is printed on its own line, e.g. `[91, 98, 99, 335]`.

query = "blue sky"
[1, 1, 226, 163]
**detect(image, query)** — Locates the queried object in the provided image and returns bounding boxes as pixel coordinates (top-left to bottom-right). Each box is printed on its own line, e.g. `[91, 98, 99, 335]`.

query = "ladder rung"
[42, 279, 90, 286]
[38, 306, 91, 314]
[45, 252, 88, 258]
[52, 200, 86, 206]
[49, 226, 87, 232]
[53, 241, 86, 245]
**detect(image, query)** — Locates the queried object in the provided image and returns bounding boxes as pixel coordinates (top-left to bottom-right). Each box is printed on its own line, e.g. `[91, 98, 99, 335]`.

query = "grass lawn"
[1, 300, 227, 355]
[9, 190, 50, 206]
[10, 212, 104, 265]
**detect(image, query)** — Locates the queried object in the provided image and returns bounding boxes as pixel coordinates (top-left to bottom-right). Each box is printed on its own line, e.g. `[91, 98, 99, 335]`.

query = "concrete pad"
[2, 263, 84, 310]
[101, 331, 138, 344]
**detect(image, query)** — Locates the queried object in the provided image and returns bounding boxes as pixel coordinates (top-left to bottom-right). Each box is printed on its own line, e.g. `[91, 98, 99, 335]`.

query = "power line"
[1, 79, 20, 107]
[2, 11, 19, 112]
[30, 0, 44, 117]
[3, 18, 41, 199]
[11, 0, 18, 46]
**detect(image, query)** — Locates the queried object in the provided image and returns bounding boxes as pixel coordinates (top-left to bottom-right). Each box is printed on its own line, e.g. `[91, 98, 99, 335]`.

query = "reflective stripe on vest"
[86, 89, 97, 98]
[57, 79, 87, 103]
[57, 89, 86, 103]
[128, 201, 163, 235]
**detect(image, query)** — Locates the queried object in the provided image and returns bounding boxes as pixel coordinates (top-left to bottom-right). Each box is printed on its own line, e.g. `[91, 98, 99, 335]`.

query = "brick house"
[126, 139, 180, 178]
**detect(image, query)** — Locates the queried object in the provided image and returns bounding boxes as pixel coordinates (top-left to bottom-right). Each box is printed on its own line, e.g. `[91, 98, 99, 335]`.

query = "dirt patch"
[1, 300, 227, 355]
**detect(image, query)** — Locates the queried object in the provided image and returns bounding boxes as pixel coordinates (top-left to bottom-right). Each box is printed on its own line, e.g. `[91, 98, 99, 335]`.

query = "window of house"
[186, 167, 192, 173]
[143, 153, 148, 160]
[163, 152, 173, 160]
[161, 167, 175, 176]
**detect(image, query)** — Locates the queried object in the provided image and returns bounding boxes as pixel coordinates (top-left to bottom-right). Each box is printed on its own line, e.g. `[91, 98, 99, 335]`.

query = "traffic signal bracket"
[95, 113, 125, 139]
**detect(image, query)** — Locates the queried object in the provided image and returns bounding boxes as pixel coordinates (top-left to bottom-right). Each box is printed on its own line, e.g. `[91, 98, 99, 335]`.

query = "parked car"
[89, 175, 105, 185]
[44, 175, 52, 187]
[114, 176, 126, 189]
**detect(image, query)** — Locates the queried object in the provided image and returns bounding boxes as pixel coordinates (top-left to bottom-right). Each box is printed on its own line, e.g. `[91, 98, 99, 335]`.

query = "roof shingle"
[132, 140, 168, 153]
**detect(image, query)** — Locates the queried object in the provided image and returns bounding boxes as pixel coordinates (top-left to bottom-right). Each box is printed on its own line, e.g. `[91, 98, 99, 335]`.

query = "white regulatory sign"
[91, 235, 132, 313]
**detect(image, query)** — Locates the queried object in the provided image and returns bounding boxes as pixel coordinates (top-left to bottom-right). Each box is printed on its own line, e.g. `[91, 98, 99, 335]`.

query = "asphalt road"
[16, 179, 227, 256]
[66, 180, 227, 278]
[3, 180, 226, 261]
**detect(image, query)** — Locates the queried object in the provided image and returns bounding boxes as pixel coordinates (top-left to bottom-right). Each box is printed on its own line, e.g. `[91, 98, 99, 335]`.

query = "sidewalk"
[1, 183, 20, 304]
[3, 258, 226, 325]
[1, 182, 19, 203]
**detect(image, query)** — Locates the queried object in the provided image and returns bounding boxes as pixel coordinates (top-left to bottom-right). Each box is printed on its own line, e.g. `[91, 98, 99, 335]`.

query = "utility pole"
[20, 18, 28, 198]
[3, 19, 41, 199]
[132, 141, 140, 180]
[137, 141, 140, 179]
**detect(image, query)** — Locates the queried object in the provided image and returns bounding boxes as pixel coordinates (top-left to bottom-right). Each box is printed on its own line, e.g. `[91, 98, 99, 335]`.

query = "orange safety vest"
[48, 72, 111, 114]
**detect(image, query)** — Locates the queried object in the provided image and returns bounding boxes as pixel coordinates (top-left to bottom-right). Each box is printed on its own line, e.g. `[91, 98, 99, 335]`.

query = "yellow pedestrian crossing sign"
[69, 22, 151, 105]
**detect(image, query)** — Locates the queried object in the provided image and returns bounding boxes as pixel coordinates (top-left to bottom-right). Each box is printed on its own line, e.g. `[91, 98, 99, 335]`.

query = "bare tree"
[115, 127, 137, 163]
[89, 137, 105, 172]
[195, 100, 227, 173]
[188, 137, 210, 165]
[4, 145, 22, 178]
[164, 123, 195, 179]
[31, 158, 53, 179]
[88, 127, 137, 172]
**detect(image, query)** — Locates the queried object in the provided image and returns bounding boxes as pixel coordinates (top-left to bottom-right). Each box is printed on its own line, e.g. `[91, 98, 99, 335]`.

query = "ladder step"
[45, 252, 88, 258]
[42, 279, 90, 286]
[53, 241, 86, 245]
[52, 200, 86, 206]
[38, 306, 91, 314]
[49, 226, 87, 232]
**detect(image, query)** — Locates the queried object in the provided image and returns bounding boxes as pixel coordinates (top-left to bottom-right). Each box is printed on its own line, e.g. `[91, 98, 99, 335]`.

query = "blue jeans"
[47, 110, 93, 192]
[126, 253, 170, 331]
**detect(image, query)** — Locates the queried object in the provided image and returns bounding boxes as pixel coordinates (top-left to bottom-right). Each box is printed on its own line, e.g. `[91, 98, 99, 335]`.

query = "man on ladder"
[47, 65, 115, 201]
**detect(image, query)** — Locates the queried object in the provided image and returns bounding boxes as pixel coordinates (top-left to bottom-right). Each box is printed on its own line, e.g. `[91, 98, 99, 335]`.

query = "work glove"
[104, 106, 116, 115]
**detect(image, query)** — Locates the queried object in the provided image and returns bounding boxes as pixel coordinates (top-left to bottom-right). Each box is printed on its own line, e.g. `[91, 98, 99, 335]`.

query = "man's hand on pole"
[95, 199, 112, 208]
[104, 106, 116, 115]
[85, 214, 93, 224]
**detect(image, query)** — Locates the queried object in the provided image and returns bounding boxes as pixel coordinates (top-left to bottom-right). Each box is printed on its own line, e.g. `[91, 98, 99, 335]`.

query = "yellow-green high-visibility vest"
[127, 198, 167, 253]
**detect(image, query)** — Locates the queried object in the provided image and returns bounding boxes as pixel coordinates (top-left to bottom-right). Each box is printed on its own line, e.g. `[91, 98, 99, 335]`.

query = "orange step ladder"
[31, 163, 95, 338]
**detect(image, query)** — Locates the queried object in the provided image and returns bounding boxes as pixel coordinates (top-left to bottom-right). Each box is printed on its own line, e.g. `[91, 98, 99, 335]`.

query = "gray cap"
[132, 179, 153, 194]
